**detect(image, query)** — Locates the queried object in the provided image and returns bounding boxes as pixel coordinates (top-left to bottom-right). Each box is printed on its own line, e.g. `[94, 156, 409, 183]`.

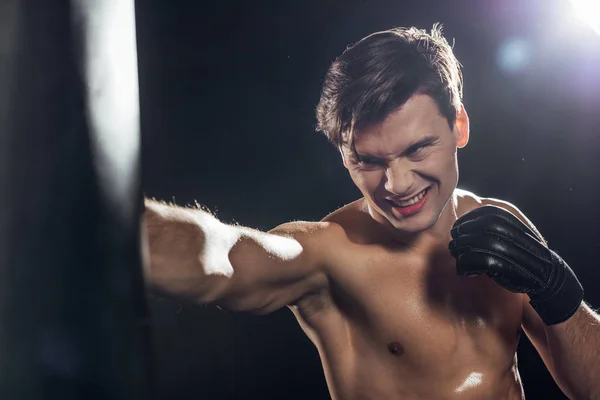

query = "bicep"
[214, 222, 331, 314]
[522, 294, 557, 377]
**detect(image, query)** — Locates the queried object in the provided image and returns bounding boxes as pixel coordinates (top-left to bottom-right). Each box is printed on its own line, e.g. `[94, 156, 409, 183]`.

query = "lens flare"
[570, 0, 600, 35]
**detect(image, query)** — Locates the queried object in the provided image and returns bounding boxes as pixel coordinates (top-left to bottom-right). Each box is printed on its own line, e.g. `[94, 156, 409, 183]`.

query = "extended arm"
[143, 199, 331, 314]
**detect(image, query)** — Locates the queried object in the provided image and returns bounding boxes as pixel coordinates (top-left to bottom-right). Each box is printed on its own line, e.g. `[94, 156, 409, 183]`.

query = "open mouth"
[386, 187, 431, 217]
[387, 187, 430, 208]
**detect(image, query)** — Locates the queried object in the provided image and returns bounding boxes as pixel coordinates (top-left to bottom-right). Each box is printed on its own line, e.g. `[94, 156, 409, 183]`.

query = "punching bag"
[0, 0, 152, 399]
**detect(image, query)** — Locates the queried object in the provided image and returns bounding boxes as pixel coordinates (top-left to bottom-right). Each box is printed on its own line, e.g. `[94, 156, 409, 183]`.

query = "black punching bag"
[0, 0, 152, 399]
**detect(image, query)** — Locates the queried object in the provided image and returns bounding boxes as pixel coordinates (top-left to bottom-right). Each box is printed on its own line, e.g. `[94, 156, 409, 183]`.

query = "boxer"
[145, 25, 600, 399]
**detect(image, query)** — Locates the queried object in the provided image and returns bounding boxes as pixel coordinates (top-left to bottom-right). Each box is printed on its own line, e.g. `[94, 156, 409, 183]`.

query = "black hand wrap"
[449, 205, 584, 325]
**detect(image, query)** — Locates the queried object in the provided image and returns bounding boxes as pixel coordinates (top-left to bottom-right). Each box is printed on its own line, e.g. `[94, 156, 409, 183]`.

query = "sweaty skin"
[283, 94, 526, 399]
[145, 95, 541, 399]
[288, 192, 526, 400]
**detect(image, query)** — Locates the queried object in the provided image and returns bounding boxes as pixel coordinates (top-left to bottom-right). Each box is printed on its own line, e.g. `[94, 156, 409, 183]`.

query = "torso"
[289, 191, 526, 400]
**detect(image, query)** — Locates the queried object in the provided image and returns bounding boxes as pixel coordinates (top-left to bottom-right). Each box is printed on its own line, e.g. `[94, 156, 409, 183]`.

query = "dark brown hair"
[316, 24, 463, 152]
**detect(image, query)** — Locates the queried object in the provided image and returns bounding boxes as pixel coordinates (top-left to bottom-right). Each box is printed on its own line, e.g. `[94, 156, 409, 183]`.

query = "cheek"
[350, 170, 384, 193]
[420, 147, 458, 174]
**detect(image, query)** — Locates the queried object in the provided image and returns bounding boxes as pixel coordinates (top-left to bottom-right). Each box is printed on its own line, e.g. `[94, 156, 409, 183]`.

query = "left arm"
[523, 298, 600, 400]
[450, 199, 599, 399]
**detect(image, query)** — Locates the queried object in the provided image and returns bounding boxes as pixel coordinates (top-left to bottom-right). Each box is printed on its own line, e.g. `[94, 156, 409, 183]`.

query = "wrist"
[529, 252, 584, 325]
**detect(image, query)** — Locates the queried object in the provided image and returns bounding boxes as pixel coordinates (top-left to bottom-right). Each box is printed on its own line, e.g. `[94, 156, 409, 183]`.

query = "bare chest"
[304, 247, 524, 374]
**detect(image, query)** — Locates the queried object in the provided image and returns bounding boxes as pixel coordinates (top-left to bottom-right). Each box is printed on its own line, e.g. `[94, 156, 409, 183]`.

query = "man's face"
[341, 94, 469, 234]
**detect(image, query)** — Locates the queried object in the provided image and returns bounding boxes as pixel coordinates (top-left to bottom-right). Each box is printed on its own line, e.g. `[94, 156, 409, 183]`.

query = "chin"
[389, 213, 437, 233]
[369, 205, 430, 233]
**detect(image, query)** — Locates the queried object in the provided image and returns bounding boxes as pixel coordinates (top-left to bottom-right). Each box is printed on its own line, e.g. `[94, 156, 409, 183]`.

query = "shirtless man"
[144, 26, 600, 399]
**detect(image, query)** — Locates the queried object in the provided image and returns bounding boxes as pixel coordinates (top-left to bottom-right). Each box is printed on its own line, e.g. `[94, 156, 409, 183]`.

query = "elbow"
[213, 291, 284, 315]
[144, 258, 232, 305]
[553, 374, 597, 400]
[570, 389, 598, 400]
[579, 384, 600, 400]
[195, 270, 231, 305]
[193, 246, 236, 304]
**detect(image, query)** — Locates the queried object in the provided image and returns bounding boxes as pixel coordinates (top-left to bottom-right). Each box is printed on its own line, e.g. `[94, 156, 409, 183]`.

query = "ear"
[338, 146, 349, 168]
[454, 105, 470, 148]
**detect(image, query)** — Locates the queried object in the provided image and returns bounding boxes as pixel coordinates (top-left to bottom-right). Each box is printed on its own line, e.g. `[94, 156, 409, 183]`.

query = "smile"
[388, 187, 429, 208]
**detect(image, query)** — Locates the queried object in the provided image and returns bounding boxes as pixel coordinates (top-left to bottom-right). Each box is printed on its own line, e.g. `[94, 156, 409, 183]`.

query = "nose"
[383, 159, 416, 196]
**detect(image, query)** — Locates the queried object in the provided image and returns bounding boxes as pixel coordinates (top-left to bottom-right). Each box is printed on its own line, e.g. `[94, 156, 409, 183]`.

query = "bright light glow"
[455, 372, 483, 393]
[74, 0, 141, 225]
[191, 211, 303, 278]
[497, 38, 532, 74]
[570, 0, 600, 35]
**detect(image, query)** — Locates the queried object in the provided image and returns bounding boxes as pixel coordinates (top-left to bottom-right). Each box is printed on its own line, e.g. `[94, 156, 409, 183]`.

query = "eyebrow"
[355, 135, 440, 161]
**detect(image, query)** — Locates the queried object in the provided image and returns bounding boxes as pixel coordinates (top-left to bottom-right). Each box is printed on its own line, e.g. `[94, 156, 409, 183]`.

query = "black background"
[136, 0, 600, 398]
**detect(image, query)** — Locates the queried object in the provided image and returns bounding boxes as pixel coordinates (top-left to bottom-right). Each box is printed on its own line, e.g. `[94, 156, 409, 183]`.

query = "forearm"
[545, 302, 600, 399]
[143, 199, 231, 302]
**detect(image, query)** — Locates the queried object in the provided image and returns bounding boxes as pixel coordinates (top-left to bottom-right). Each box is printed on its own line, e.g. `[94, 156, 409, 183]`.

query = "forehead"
[352, 94, 448, 154]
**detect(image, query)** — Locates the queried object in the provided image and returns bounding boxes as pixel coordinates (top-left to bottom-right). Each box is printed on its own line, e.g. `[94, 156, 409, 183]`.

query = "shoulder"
[269, 197, 381, 253]
[268, 219, 347, 250]
[267, 197, 383, 254]
[321, 198, 387, 244]
[456, 188, 545, 243]
[455, 188, 528, 220]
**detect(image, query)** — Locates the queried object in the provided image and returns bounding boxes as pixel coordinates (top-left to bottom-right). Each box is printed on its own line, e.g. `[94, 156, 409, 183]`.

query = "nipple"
[387, 342, 403, 356]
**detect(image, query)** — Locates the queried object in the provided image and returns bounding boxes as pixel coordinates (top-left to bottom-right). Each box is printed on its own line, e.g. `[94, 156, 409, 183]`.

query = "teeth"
[392, 188, 427, 207]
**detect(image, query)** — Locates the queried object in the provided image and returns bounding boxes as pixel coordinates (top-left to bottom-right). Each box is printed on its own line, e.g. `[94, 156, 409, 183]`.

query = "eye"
[406, 144, 427, 155]
[406, 138, 439, 157]
[354, 156, 384, 169]
[360, 157, 380, 165]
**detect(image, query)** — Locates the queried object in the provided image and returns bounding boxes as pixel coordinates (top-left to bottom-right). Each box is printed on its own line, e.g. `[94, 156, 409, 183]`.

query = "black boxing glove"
[449, 205, 584, 325]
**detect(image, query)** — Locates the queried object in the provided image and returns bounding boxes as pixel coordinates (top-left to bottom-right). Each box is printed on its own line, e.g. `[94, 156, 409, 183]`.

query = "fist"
[449, 205, 583, 325]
